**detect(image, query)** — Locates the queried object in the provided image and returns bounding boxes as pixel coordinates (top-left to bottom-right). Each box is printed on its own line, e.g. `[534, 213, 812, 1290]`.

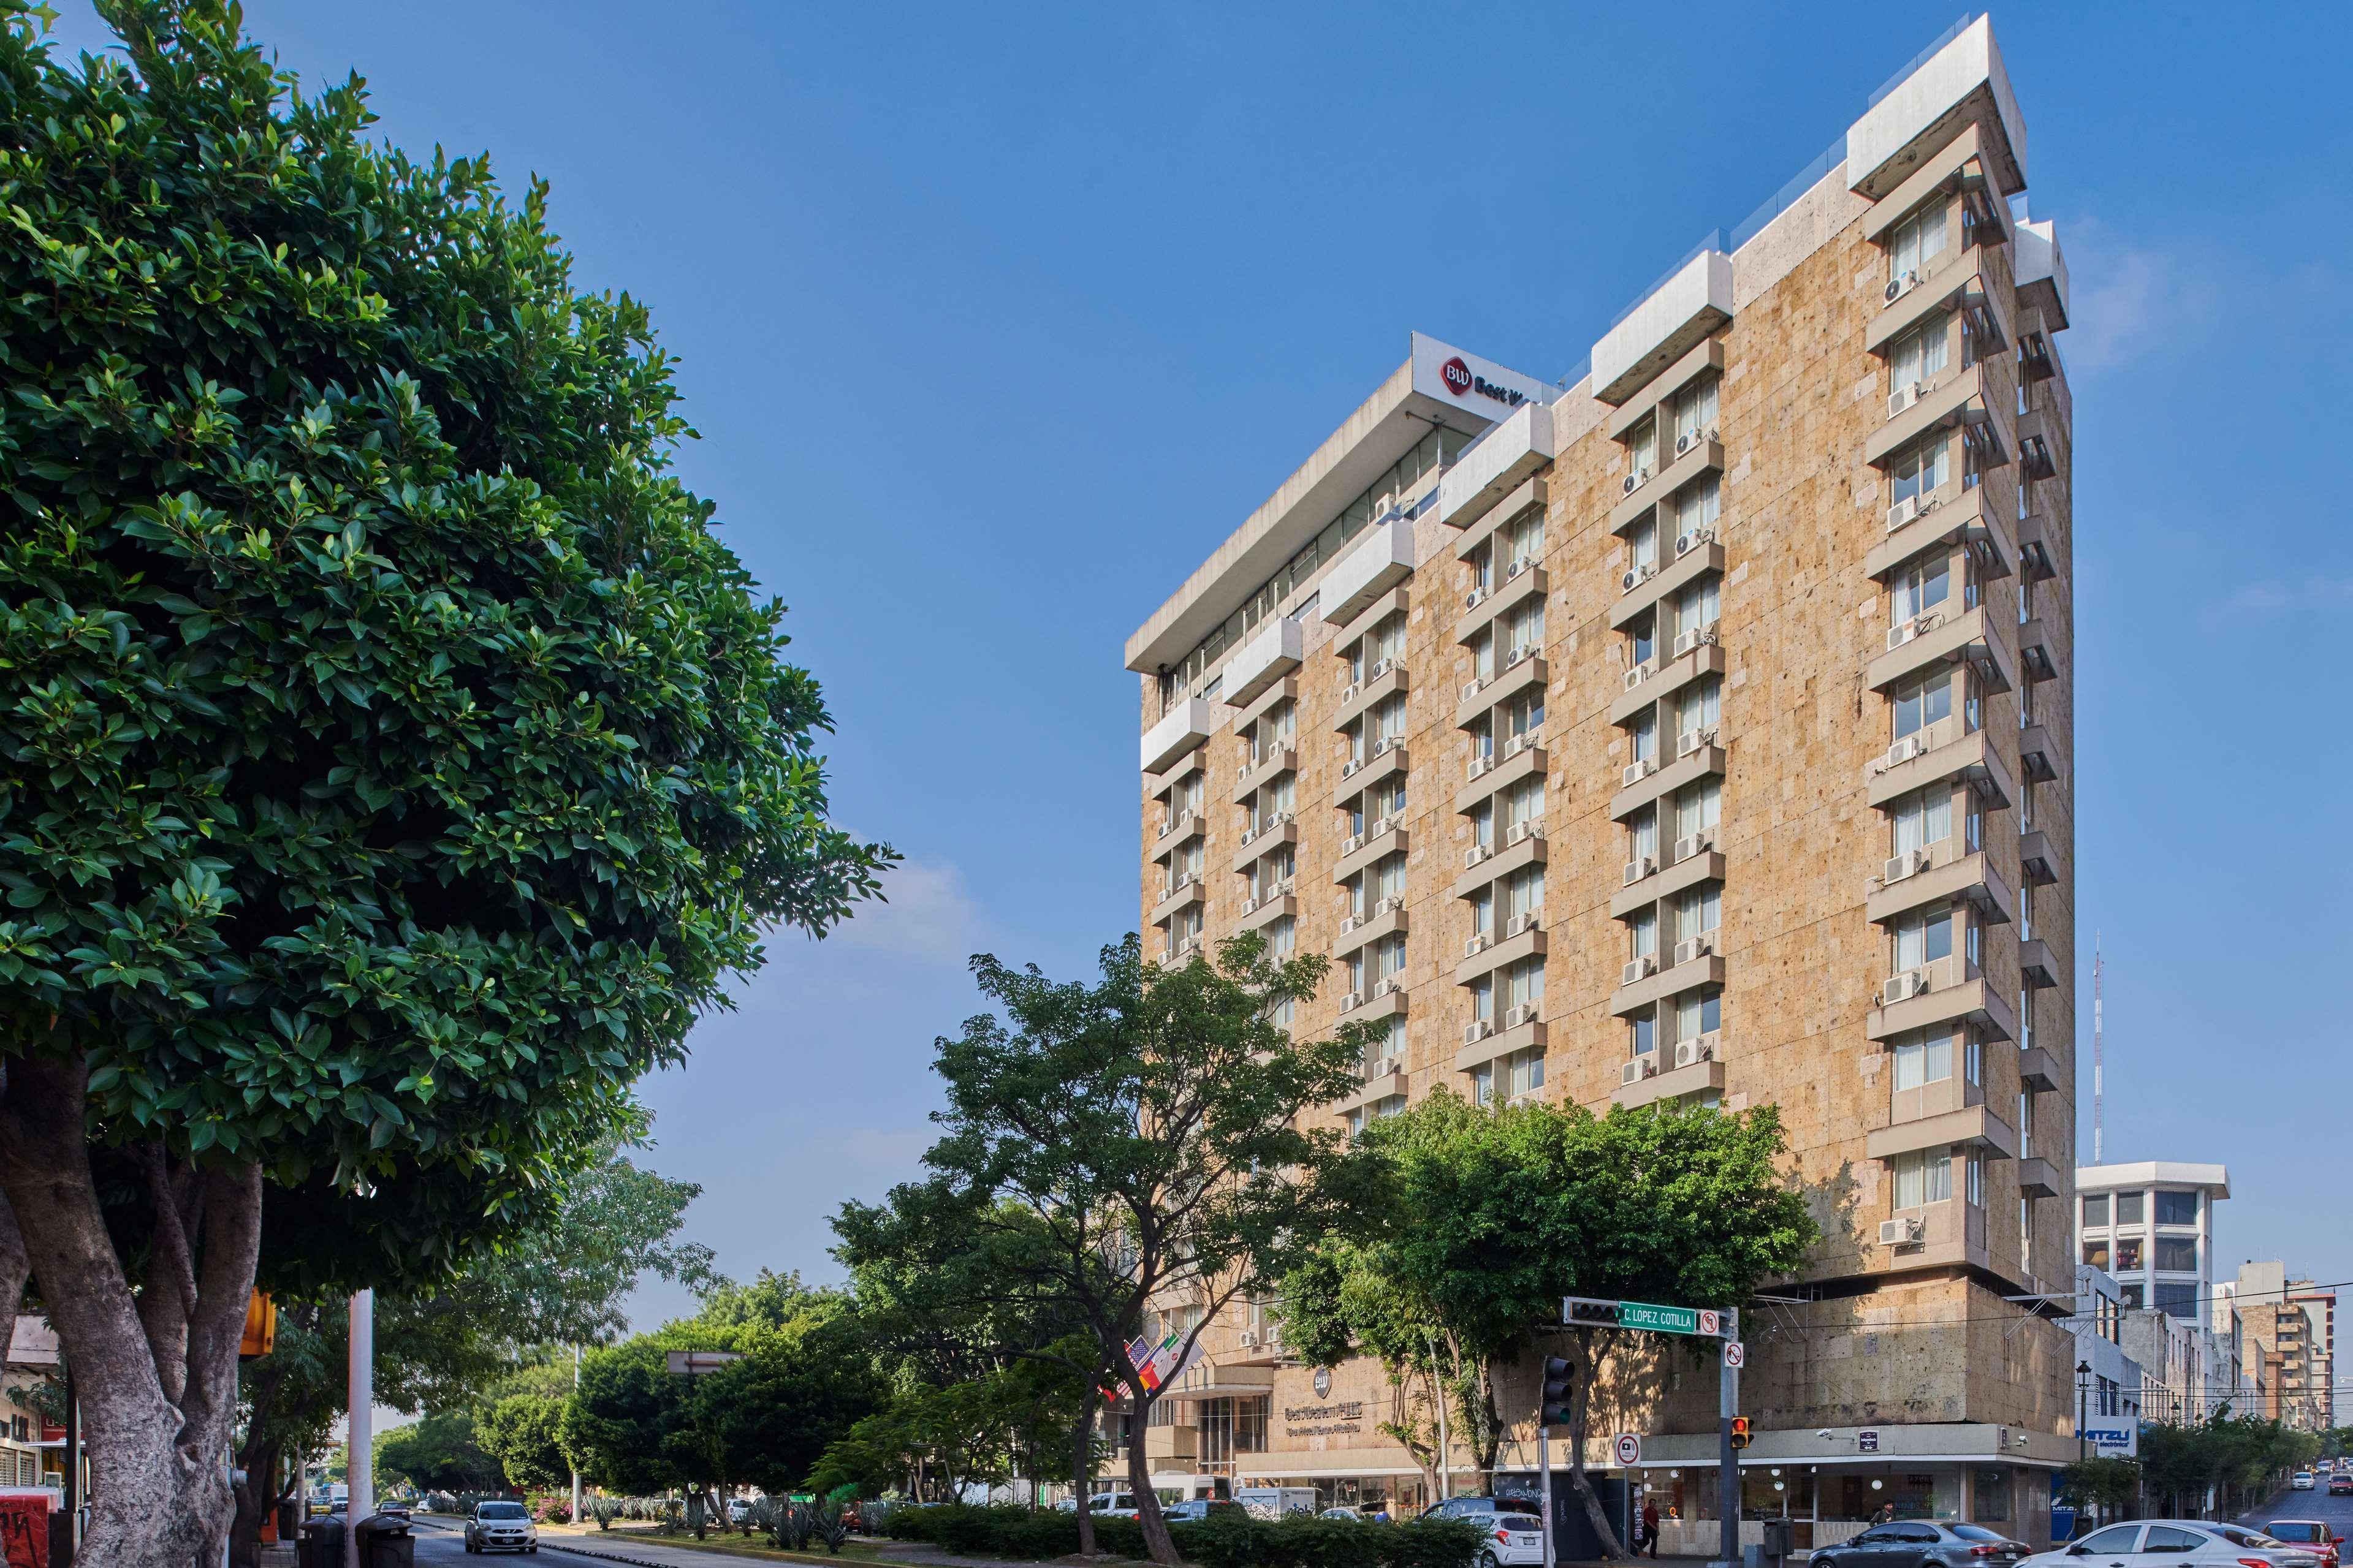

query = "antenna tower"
[2092, 933, 2104, 1164]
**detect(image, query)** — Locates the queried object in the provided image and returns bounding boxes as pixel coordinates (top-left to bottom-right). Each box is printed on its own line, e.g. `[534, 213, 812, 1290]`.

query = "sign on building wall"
[1408, 333, 1557, 422]
[2085, 1419, 2139, 1458]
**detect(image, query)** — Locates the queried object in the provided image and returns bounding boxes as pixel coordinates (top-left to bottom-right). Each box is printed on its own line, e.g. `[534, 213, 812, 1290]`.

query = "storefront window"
[1974, 1469, 2010, 1521]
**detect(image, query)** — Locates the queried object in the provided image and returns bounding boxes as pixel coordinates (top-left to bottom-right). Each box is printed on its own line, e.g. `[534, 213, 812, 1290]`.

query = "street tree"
[888, 933, 1371, 1565]
[1281, 1092, 1816, 1559]
[477, 1392, 570, 1493]
[374, 1411, 500, 1494]
[0, 7, 888, 1566]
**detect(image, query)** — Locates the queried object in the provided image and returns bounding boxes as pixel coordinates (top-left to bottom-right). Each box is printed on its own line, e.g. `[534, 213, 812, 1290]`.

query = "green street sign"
[1616, 1301, 1701, 1335]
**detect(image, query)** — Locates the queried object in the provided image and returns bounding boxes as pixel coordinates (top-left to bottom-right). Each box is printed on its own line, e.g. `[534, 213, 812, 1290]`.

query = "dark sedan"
[1811, 1521, 2030, 1568]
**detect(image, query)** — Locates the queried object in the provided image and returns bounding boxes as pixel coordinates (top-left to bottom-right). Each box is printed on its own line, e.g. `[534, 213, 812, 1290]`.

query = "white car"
[2024, 1521, 2322, 1568]
[1463, 1510, 1547, 1568]
[2293, 1471, 2316, 1490]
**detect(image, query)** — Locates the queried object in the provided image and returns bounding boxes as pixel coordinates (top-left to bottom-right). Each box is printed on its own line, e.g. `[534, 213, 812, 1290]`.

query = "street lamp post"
[2074, 1361, 2092, 1463]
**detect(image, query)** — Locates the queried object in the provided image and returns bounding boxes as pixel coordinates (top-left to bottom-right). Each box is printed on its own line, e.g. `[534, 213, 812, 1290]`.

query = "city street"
[2242, 1479, 2353, 1537]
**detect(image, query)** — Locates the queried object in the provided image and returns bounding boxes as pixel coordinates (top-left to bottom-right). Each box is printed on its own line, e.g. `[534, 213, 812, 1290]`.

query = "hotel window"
[1627, 417, 1658, 480]
[1629, 518, 1659, 574]
[1504, 956, 1544, 1012]
[1892, 787, 1953, 857]
[1888, 199, 1949, 282]
[1470, 801, 1494, 851]
[1469, 718, 1494, 763]
[1965, 1034, 1981, 1085]
[1174, 841, 1203, 883]
[1889, 433, 1951, 507]
[1673, 988, 1720, 1043]
[2155, 1237, 2199, 1272]
[1471, 974, 1494, 1023]
[1893, 908, 1954, 974]
[1504, 508, 1545, 570]
[1673, 885, 1720, 945]
[1628, 808, 1659, 864]
[1503, 597, 1544, 662]
[1671, 377, 1719, 447]
[1251, 849, 1293, 901]
[1354, 613, 1406, 681]
[1503, 778, 1543, 835]
[1888, 315, 1952, 392]
[1893, 1027, 1954, 1091]
[2154, 1282, 2199, 1320]
[1467, 542, 1495, 594]
[1168, 906, 1202, 956]
[1504, 1047, 1545, 1100]
[1471, 630, 1496, 683]
[1671, 475, 1722, 540]
[1627, 612, 1656, 671]
[1267, 917, 1294, 960]
[1891, 554, 1952, 625]
[2113, 1237, 2145, 1271]
[1629, 1012, 1657, 1058]
[2116, 1191, 2145, 1225]
[1372, 853, 1406, 905]
[2081, 1193, 2108, 1227]
[1504, 689, 1544, 738]
[1673, 678, 1720, 746]
[1673, 780, 1720, 844]
[1893, 1148, 1951, 1208]
[2155, 1190, 2200, 1227]
[2081, 1237, 2111, 1270]
[1891, 669, 1953, 740]
[1472, 1061, 1496, 1107]
[1469, 886, 1494, 939]
[1374, 693, 1407, 746]
[1630, 711, 1658, 763]
[1671, 577, 1719, 642]
[1629, 909, 1659, 961]
[1504, 866, 1544, 925]
[1373, 934, 1406, 983]
[1965, 1152, 1984, 1207]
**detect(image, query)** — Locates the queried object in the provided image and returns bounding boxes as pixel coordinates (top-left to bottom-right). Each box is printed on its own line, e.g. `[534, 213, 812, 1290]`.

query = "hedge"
[883, 1504, 1485, 1568]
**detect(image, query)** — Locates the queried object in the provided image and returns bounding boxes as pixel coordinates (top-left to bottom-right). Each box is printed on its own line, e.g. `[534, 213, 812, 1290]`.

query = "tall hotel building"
[1123, 16, 2080, 1545]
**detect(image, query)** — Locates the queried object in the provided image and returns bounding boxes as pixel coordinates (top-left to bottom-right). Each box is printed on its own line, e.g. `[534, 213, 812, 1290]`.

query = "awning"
[1161, 1364, 1279, 1401]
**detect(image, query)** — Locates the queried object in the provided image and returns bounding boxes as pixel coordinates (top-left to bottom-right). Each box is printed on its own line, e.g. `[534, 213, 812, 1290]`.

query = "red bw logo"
[1440, 357, 1475, 396]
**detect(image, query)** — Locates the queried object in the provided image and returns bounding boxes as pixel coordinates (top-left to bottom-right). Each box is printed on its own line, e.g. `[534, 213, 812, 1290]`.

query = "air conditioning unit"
[1505, 1003, 1540, 1029]
[1503, 732, 1530, 760]
[1671, 832, 1713, 863]
[1374, 977, 1403, 999]
[1339, 990, 1364, 1012]
[1674, 526, 1714, 557]
[1506, 910, 1543, 939]
[1622, 757, 1658, 788]
[1886, 496, 1920, 532]
[1888, 382, 1922, 417]
[1465, 844, 1492, 869]
[1505, 644, 1533, 670]
[1881, 969, 1929, 1005]
[1372, 736, 1395, 757]
[1671, 935, 1714, 967]
[1886, 616, 1920, 651]
[1467, 755, 1494, 781]
[1671, 626, 1714, 658]
[1240, 896, 1261, 916]
[1678, 726, 1717, 758]
[1622, 956, 1657, 986]
[1621, 1056, 1657, 1085]
[1156, 816, 1173, 838]
[1177, 870, 1199, 890]
[1506, 820, 1545, 847]
[1465, 586, 1491, 611]
[1272, 878, 1293, 898]
[1271, 811, 1293, 828]
[1879, 1216, 1926, 1246]
[1883, 733, 1926, 768]
[1885, 270, 1920, 305]
[1369, 814, 1394, 838]
[1623, 662, 1654, 691]
[1373, 895, 1402, 918]
[1340, 681, 1362, 705]
[1339, 913, 1363, 935]
[1461, 679, 1486, 702]
[1673, 430, 1695, 458]
[1341, 757, 1364, 779]
[1464, 934, 1492, 958]
[1238, 1330, 1259, 1348]
[1506, 556, 1534, 581]
[1464, 1020, 1495, 1046]
[1371, 657, 1396, 680]
[1341, 833, 1365, 855]
[1621, 564, 1654, 594]
[1884, 849, 1926, 884]
[1623, 473, 1640, 496]
[1623, 855, 1655, 886]
[1674, 1037, 1712, 1070]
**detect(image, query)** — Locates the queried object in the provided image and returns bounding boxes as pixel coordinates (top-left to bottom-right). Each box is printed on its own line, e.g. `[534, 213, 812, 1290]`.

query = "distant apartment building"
[1127, 15, 2077, 1544]
[2074, 1161, 2232, 1422]
[2233, 1262, 2332, 1431]
[2074, 1267, 2142, 1427]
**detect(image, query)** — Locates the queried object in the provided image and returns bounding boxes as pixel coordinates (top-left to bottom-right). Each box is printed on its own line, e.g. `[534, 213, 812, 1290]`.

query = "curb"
[417, 1518, 875, 1568]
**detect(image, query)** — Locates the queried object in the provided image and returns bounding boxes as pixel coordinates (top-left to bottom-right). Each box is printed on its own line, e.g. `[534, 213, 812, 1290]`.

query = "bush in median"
[881, 1504, 1483, 1568]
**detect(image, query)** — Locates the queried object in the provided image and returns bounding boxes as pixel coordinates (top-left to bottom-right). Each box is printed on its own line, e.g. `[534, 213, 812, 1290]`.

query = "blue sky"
[43, 3, 2350, 1336]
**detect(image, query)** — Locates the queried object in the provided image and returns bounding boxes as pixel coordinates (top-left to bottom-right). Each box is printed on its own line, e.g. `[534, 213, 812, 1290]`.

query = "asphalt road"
[2241, 1476, 2353, 1538]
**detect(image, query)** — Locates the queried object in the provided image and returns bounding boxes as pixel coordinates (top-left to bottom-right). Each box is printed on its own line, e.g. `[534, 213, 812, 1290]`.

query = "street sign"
[1723, 1341, 1746, 1369]
[1699, 1309, 1720, 1336]
[1564, 1297, 1727, 1336]
[1614, 1433, 1642, 1466]
[665, 1350, 743, 1377]
[1858, 1429, 1880, 1453]
[1616, 1300, 1702, 1335]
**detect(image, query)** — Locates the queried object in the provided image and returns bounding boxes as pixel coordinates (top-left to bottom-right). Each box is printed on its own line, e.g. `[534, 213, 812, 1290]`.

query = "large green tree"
[0, 6, 886, 1566]
[873, 934, 1370, 1565]
[1282, 1093, 1817, 1560]
[374, 1410, 500, 1494]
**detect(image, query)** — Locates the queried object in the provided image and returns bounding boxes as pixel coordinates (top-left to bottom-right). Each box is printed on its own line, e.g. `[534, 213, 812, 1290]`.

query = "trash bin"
[1762, 1518, 1796, 1566]
[298, 1514, 346, 1568]
[352, 1515, 414, 1568]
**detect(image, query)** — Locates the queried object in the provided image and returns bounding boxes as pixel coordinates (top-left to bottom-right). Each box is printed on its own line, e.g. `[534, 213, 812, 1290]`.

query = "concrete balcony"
[1609, 949, 1723, 1018]
[1866, 956, 2018, 1045]
[1336, 741, 1407, 806]
[1331, 1064, 1408, 1118]
[1150, 875, 1205, 927]
[1610, 538, 1722, 631]
[1846, 17, 2026, 201]
[1152, 808, 1206, 858]
[1866, 846, 2013, 927]
[1334, 664, 1409, 733]
[1456, 562, 1547, 647]
[2018, 828, 2057, 886]
[1455, 922, 1545, 988]
[1455, 735, 1545, 816]
[2018, 1042, 2062, 1093]
[1452, 476, 1548, 563]
[1877, 1195, 1992, 1274]
[1865, 720, 2015, 813]
[1232, 673, 1296, 735]
[1887, 1070, 1984, 1134]
[1144, 1425, 1198, 1464]
[2014, 514, 2060, 582]
[2018, 616, 2056, 683]
[1234, 890, 1296, 934]
[2018, 722, 2059, 784]
[1610, 637, 1723, 725]
[2015, 407, 2059, 480]
[1439, 398, 1557, 529]
[1454, 1014, 1543, 1075]
[1611, 846, 1723, 920]
[1231, 746, 1296, 805]
[1590, 247, 1733, 407]
[1613, 1041, 1725, 1109]
[1219, 616, 1303, 708]
[2018, 936, 2059, 991]
[1231, 817, 1296, 874]
[1863, 485, 2014, 583]
[1142, 697, 1215, 775]
[1611, 742, 1724, 821]
[1452, 827, 1546, 900]
[1866, 1102, 2016, 1162]
[1336, 589, 1410, 657]
[1455, 653, 1546, 730]
[1332, 901, 1406, 960]
[1321, 522, 1416, 629]
[1865, 363, 1998, 471]
[1336, 983, 1407, 1026]
[1610, 433, 1723, 535]
[1865, 258, 2009, 360]
[1866, 602, 2015, 695]
[1332, 820, 1407, 885]
[2012, 1156, 2056, 1197]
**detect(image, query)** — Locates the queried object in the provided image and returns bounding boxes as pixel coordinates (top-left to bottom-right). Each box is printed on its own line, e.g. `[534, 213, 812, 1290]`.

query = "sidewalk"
[415, 1517, 1060, 1568]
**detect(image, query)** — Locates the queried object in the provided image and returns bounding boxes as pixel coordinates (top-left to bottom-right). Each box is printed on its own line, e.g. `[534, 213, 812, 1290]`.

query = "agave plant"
[588, 1498, 620, 1532]
[812, 1498, 853, 1555]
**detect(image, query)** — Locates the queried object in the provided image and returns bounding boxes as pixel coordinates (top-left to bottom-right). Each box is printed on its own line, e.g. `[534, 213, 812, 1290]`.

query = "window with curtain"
[1629, 519, 1659, 572]
[1674, 781, 1722, 841]
[1888, 199, 1949, 280]
[1893, 908, 1955, 972]
[1893, 1027, 1955, 1090]
[1674, 678, 1721, 740]
[1630, 711, 1658, 762]
[2155, 1190, 2200, 1226]
[1505, 509, 1546, 567]
[2154, 1237, 2199, 1272]
[1673, 475, 1722, 536]
[1893, 670, 1954, 739]
[1891, 434, 1952, 506]
[1505, 957, 1544, 1010]
[1672, 577, 1720, 640]
[1892, 555, 1951, 624]
[1892, 788, 1953, 857]
[1627, 612, 1656, 668]
[1373, 853, 1405, 903]
[1629, 808, 1659, 861]
[1506, 868, 1544, 923]
[1627, 417, 1657, 477]
[1629, 1013, 1657, 1058]
[1472, 631, 1495, 682]
[1504, 598, 1544, 659]
[1374, 935, 1406, 981]
[1674, 989, 1722, 1041]
[1472, 975, 1494, 1023]
[1672, 377, 1719, 445]
[1674, 885, 1720, 942]
[1629, 909, 1658, 959]
[1470, 887, 1494, 937]
[1470, 803, 1493, 849]
[1375, 694, 1407, 744]
[1506, 1048, 1545, 1099]
[1506, 691, 1544, 737]
[1505, 779, 1543, 832]
[1893, 1148, 1953, 1208]
[1267, 917, 1294, 960]
[1890, 316, 1952, 390]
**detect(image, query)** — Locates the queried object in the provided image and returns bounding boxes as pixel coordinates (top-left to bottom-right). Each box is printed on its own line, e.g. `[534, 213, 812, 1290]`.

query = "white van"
[1233, 1488, 1317, 1520]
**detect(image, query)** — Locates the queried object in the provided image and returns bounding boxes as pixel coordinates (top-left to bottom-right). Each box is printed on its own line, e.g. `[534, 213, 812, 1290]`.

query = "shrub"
[876, 1505, 1481, 1568]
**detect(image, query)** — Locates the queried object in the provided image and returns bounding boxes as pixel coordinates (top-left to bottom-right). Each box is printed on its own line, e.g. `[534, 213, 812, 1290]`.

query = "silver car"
[1811, 1521, 2030, 1568]
[464, 1501, 538, 1555]
[2022, 1521, 2322, 1568]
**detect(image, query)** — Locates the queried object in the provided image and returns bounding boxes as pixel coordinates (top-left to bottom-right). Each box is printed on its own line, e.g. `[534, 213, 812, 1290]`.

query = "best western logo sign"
[1440, 355, 1529, 409]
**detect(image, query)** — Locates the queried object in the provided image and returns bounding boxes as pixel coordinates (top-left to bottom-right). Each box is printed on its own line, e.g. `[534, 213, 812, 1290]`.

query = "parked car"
[1461, 1511, 1547, 1568]
[1320, 1506, 1366, 1521]
[1161, 1500, 1245, 1523]
[1810, 1521, 2030, 1568]
[2332, 1475, 2353, 1498]
[726, 1499, 754, 1526]
[1421, 1497, 1508, 1521]
[2295, 1471, 2317, 1491]
[1080, 1492, 1141, 1519]
[2022, 1521, 2324, 1568]
[464, 1501, 539, 1555]
[374, 1501, 412, 1522]
[2263, 1522, 2343, 1568]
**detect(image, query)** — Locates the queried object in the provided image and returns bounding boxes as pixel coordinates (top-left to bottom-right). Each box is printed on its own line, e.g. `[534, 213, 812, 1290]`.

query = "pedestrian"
[1872, 1502, 1896, 1526]
[1643, 1500, 1661, 1559]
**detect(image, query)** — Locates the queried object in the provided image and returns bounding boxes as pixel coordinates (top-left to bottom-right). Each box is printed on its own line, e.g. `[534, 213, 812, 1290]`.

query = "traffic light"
[1567, 1299, 1621, 1328]
[1541, 1357, 1575, 1427]
[1730, 1417, 1752, 1450]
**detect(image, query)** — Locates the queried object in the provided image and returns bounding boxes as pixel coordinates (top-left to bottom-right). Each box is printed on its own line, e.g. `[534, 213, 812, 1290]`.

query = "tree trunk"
[1564, 1347, 1625, 1560]
[0, 1183, 28, 1372]
[1123, 1405, 1177, 1566]
[1070, 1385, 1097, 1557]
[0, 1051, 265, 1568]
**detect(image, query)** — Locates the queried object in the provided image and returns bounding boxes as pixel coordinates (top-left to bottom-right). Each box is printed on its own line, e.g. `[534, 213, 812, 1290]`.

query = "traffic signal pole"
[1716, 1308, 1739, 1568]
